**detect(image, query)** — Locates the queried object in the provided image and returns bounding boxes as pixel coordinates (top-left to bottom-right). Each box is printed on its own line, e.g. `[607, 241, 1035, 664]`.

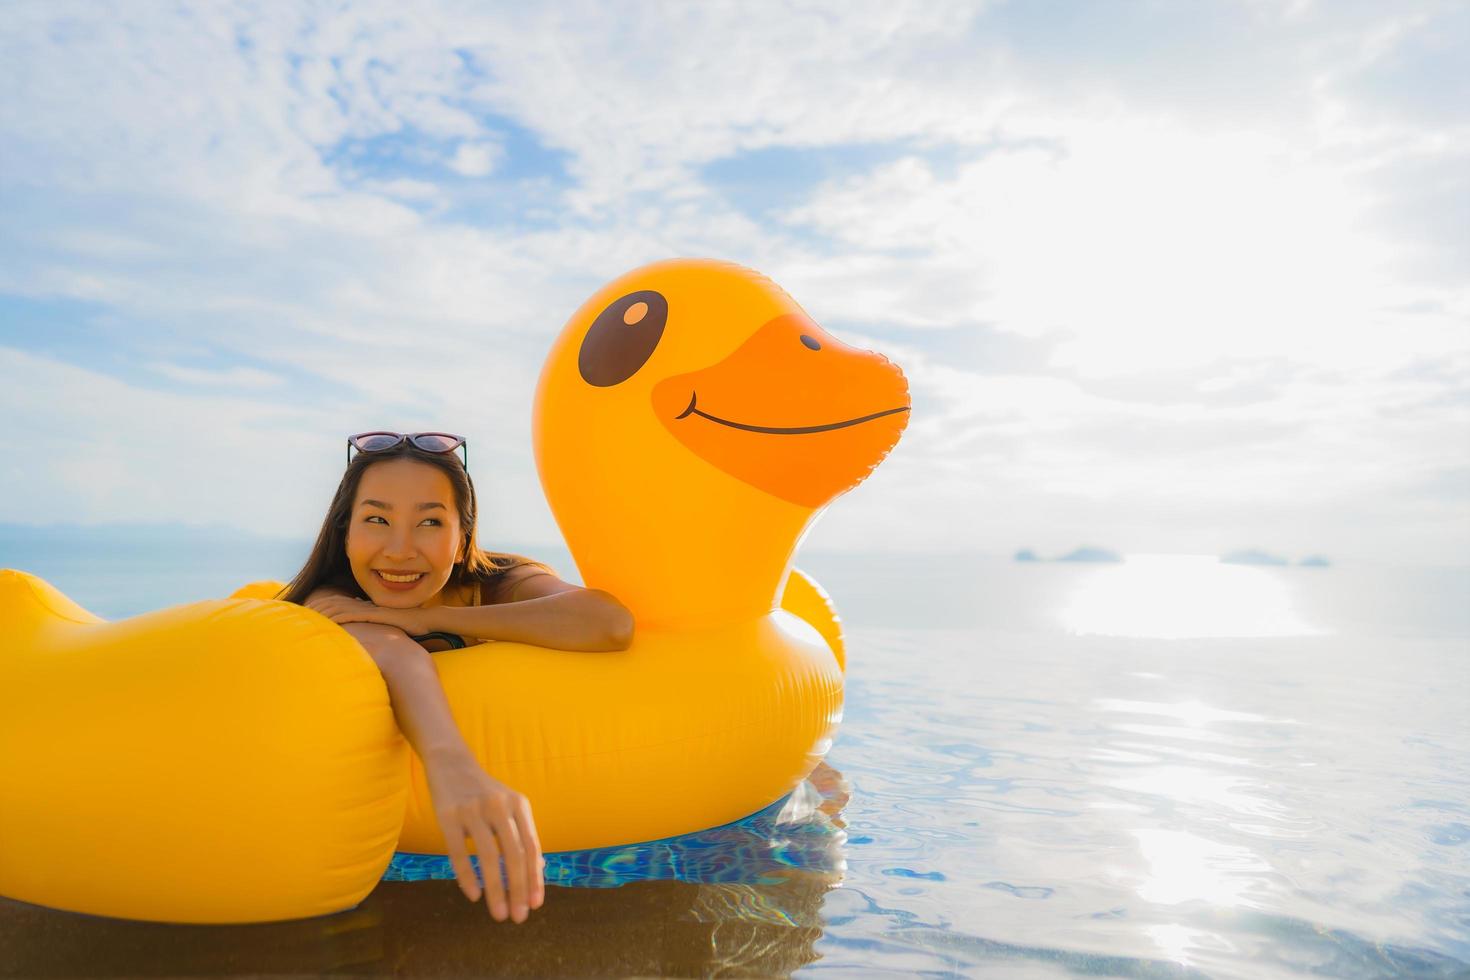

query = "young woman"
[279, 431, 634, 925]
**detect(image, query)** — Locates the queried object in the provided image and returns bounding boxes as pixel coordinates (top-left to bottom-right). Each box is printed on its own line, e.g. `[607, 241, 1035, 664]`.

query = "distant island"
[1011, 546, 1332, 566]
[1013, 546, 1123, 563]
[1220, 549, 1332, 567]
[1056, 546, 1124, 563]
[1220, 549, 1290, 566]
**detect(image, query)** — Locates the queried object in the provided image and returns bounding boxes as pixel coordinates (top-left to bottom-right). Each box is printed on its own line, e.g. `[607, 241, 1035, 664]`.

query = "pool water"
[386, 768, 849, 891]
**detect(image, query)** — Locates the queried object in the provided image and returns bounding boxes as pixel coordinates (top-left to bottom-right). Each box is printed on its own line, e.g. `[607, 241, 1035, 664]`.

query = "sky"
[1, 0, 1466, 566]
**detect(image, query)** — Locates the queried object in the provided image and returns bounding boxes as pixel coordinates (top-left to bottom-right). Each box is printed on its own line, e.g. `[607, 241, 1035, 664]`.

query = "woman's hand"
[424, 751, 546, 923]
[305, 593, 428, 635]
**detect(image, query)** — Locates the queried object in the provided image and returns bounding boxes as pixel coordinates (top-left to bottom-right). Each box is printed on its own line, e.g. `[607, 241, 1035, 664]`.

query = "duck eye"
[578, 289, 668, 387]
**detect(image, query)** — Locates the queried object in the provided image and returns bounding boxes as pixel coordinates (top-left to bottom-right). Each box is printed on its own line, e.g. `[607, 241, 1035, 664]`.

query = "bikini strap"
[409, 631, 467, 650]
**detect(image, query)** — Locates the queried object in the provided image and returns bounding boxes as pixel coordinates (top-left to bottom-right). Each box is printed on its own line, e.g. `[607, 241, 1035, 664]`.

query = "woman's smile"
[375, 570, 427, 590]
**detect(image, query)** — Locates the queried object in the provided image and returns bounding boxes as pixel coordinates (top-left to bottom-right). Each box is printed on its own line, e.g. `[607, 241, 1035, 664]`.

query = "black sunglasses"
[347, 431, 467, 467]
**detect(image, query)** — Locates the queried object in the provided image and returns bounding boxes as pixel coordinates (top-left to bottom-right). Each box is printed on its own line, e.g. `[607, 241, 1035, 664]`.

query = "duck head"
[534, 258, 909, 628]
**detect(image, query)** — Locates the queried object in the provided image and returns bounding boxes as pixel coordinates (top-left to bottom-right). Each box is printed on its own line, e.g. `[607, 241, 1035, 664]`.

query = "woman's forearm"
[425, 590, 633, 652]
[353, 627, 475, 763]
[381, 649, 476, 762]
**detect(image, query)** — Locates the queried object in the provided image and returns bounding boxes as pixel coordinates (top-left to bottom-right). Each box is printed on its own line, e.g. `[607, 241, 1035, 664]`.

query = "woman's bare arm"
[339, 622, 474, 761]
[304, 585, 452, 651]
[336, 621, 545, 921]
[303, 587, 474, 756]
[418, 590, 633, 651]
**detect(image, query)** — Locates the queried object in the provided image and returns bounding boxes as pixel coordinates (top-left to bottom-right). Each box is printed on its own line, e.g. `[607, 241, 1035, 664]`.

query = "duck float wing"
[0, 569, 409, 924]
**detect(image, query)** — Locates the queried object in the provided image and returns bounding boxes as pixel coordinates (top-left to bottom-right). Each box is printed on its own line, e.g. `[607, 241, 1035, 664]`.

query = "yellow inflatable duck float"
[0, 258, 910, 924]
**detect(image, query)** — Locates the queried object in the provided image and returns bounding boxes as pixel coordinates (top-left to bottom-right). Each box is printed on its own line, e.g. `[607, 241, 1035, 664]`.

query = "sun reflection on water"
[1058, 553, 1326, 638]
[1131, 829, 1273, 908]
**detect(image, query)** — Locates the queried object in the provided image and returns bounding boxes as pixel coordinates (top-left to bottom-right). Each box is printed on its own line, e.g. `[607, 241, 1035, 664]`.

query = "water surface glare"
[807, 625, 1470, 977]
[1058, 554, 1326, 638]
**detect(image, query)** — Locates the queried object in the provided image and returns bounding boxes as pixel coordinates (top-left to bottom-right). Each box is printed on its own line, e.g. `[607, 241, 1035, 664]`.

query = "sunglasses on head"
[347, 431, 467, 467]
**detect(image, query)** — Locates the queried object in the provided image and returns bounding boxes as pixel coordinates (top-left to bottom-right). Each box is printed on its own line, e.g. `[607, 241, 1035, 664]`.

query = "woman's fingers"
[424, 759, 542, 924]
[466, 814, 511, 921]
[307, 599, 347, 620]
[442, 809, 517, 923]
[485, 803, 529, 923]
[305, 596, 372, 621]
[442, 829, 482, 904]
[517, 797, 546, 909]
[314, 600, 372, 625]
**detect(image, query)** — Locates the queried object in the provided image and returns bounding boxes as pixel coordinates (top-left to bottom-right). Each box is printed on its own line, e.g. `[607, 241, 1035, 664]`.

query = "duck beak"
[652, 313, 910, 509]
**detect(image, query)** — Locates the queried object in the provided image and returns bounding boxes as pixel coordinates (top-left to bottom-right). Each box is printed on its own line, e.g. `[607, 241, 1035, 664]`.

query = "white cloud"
[447, 141, 503, 177]
[358, 177, 445, 202]
[145, 362, 287, 389]
[783, 124, 1467, 378]
[0, 0, 1465, 564]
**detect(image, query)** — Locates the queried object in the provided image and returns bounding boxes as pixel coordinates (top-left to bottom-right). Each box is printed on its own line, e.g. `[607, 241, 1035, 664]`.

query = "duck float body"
[0, 258, 910, 923]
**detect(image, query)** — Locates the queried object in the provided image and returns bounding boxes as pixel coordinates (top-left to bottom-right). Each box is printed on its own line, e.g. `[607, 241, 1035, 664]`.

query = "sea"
[2, 527, 1467, 979]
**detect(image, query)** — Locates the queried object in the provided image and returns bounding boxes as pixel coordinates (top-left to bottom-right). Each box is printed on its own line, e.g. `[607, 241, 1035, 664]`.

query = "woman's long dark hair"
[278, 440, 552, 605]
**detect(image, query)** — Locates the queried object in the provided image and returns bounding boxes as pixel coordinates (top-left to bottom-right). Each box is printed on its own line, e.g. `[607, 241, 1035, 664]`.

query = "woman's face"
[345, 458, 464, 607]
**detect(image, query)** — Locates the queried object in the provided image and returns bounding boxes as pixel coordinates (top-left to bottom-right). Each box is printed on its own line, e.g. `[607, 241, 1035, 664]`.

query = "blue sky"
[1, 0, 1466, 564]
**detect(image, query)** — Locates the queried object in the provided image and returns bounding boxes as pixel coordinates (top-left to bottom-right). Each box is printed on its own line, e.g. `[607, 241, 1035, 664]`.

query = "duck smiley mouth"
[675, 391, 910, 435]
